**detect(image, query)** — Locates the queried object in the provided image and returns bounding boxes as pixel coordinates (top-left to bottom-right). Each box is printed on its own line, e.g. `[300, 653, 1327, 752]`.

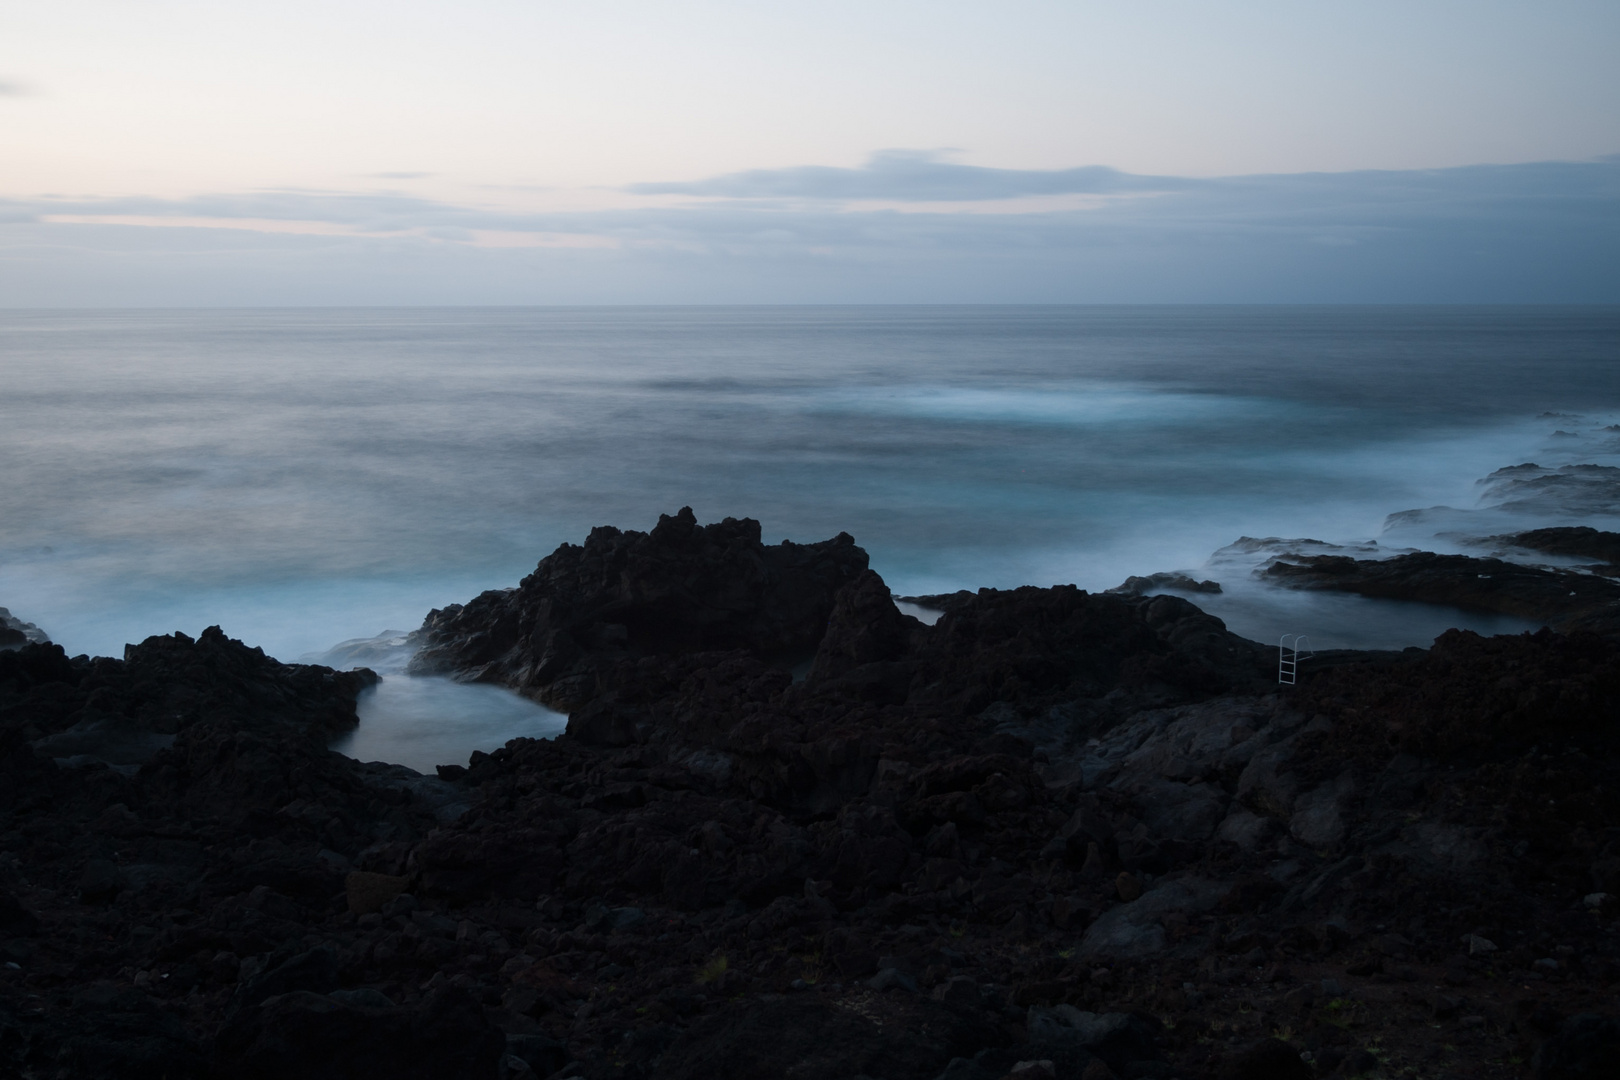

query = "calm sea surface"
[3, 307, 1618, 765]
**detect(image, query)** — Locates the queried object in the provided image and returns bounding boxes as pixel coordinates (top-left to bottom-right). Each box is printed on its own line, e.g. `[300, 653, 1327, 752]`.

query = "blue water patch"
[1166, 583, 1543, 652]
[331, 676, 568, 774]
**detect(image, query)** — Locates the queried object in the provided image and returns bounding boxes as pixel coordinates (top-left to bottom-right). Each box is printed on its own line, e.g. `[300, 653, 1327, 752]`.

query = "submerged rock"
[1478, 462, 1620, 517]
[1488, 525, 1620, 571]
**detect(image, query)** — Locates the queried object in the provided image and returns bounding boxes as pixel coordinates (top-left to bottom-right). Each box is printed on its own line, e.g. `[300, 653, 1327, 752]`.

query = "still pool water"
[330, 675, 569, 774]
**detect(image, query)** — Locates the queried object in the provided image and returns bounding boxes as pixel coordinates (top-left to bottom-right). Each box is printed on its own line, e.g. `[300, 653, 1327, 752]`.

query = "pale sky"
[2, 0, 1618, 303]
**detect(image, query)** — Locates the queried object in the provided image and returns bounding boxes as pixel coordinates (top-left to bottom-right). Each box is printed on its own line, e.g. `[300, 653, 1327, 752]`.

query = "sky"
[2, 0, 1618, 304]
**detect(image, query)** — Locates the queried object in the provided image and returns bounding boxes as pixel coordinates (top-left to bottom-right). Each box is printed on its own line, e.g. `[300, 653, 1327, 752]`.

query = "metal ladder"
[1278, 633, 1313, 685]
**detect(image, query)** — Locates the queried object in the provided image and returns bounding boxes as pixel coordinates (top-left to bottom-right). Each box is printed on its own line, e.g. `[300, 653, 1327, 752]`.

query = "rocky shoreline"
[3, 510, 1620, 1079]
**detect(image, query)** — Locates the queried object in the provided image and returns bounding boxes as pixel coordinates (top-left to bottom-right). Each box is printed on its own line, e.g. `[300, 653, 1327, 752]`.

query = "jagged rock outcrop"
[4, 511, 1620, 1080]
[1492, 526, 1620, 571]
[1478, 463, 1620, 517]
[0, 626, 488, 1077]
[1104, 572, 1222, 596]
[529, 567, 1274, 816]
[5, 626, 378, 776]
[0, 607, 48, 651]
[406, 508, 869, 709]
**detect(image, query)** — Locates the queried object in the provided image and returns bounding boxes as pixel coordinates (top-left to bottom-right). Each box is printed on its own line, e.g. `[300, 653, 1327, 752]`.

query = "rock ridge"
[406, 507, 868, 710]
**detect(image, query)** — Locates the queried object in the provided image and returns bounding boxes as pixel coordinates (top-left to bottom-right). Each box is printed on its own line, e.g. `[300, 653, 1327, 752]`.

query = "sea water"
[2, 307, 1617, 767]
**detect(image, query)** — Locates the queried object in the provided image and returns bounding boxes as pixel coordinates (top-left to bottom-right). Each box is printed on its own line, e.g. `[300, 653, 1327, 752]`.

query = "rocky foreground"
[3, 511, 1620, 1079]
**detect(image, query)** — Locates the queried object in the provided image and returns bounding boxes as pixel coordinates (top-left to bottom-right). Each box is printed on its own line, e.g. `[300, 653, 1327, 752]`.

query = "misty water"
[330, 677, 569, 775]
[2, 306, 1617, 770]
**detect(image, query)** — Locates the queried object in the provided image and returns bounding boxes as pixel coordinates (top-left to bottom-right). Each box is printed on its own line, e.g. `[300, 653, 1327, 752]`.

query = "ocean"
[3, 306, 1617, 769]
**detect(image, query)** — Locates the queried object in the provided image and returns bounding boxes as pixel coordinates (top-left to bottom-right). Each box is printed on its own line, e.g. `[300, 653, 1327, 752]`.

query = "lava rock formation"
[2, 511, 1619, 1080]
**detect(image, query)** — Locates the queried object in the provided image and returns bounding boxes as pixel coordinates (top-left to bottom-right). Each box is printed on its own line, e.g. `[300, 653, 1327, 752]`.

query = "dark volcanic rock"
[651, 995, 1002, 1080]
[1478, 462, 1620, 517]
[0, 984, 208, 1079]
[1105, 572, 1222, 596]
[1260, 550, 1620, 634]
[827, 584, 1268, 720]
[1216, 1037, 1312, 1080]
[1495, 526, 1620, 568]
[214, 985, 503, 1080]
[1297, 626, 1620, 759]
[226, 946, 341, 1019]
[1533, 1013, 1620, 1079]
[406, 507, 869, 709]
[0, 890, 37, 935]
[807, 569, 920, 686]
[4, 627, 378, 774]
[0, 606, 48, 652]
[6, 512, 1620, 1080]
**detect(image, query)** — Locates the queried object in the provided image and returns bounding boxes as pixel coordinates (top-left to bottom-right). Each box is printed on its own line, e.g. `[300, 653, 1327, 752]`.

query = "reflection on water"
[331, 675, 568, 774]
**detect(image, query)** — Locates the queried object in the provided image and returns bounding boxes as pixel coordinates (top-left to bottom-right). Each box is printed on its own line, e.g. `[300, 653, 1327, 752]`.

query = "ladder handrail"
[1278, 633, 1313, 685]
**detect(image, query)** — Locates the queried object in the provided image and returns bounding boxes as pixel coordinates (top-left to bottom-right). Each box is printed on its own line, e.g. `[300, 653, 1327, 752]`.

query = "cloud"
[2, 157, 1617, 304]
[627, 149, 1193, 202]
[11, 188, 628, 252]
[369, 172, 432, 180]
[0, 79, 30, 97]
[22, 190, 510, 236]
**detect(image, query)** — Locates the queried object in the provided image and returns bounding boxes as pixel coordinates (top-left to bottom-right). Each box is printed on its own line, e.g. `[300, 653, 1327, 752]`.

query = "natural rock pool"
[329, 674, 568, 774]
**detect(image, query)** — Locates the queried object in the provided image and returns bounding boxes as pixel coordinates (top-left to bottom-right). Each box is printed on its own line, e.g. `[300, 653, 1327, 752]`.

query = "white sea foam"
[810, 384, 1289, 428]
[0, 307, 1615, 759]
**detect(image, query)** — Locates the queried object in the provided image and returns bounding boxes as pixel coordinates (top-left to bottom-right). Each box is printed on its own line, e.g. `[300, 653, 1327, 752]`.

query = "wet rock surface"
[1476, 464, 1620, 519]
[1487, 527, 1620, 575]
[1105, 574, 1223, 597]
[1, 511, 1618, 1079]
[1260, 550, 1620, 635]
[0, 607, 50, 652]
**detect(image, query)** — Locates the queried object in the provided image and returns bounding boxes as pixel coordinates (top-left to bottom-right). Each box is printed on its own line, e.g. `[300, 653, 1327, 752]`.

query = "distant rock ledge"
[0, 607, 49, 651]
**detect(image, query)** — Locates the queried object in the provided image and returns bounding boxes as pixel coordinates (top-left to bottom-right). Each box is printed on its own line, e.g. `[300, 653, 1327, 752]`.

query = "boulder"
[1216, 809, 1274, 852]
[1123, 778, 1227, 843]
[1024, 1005, 1161, 1076]
[1079, 878, 1229, 960]
[344, 871, 409, 915]
[1288, 772, 1356, 849]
